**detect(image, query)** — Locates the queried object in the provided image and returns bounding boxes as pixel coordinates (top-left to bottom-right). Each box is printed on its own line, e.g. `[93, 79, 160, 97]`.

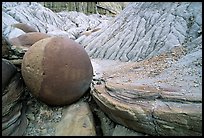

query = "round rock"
[11, 23, 38, 33]
[21, 36, 93, 106]
[9, 32, 50, 46]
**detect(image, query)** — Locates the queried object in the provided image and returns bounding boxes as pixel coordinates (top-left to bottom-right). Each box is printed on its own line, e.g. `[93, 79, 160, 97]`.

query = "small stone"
[55, 101, 96, 136]
[27, 113, 35, 121]
[11, 55, 19, 59]
[40, 129, 47, 135]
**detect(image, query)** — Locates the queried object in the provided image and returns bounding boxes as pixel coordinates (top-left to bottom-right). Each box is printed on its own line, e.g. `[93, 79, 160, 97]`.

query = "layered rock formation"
[2, 59, 28, 136]
[39, 2, 129, 15]
[79, 3, 202, 135]
[2, 2, 112, 41]
[77, 2, 202, 62]
[90, 40, 202, 136]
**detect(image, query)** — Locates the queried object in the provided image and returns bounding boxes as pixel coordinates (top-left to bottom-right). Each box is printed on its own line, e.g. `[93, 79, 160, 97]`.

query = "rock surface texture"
[90, 42, 202, 136]
[77, 2, 202, 62]
[2, 2, 202, 136]
[2, 59, 28, 136]
[55, 101, 96, 136]
[2, 2, 112, 41]
[11, 23, 38, 33]
[21, 36, 93, 106]
[9, 32, 50, 46]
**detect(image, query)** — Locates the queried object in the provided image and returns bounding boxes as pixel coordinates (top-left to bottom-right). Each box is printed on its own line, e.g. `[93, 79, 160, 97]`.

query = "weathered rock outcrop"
[77, 2, 202, 62]
[2, 2, 202, 136]
[80, 3, 202, 135]
[90, 40, 202, 136]
[39, 2, 128, 16]
[2, 59, 28, 136]
[55, 101, 96, 136]
[2, 2, 112, 41]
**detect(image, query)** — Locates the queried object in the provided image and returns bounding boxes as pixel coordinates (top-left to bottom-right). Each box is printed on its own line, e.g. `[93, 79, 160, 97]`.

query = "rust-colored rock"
[21, 36, 93, 106]
[9, 32, 50, 46]
[11, 23, 38, 33]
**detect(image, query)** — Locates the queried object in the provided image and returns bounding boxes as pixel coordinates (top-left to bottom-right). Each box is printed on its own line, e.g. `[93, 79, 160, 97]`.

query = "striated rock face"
[39, 2, 129, 16]
[21, 36, 93, 106]
[90, 41, 202, 136]
[97, 2, 129, 14]
[2, 2, 112, 41]
[77, 2, 202, 62]
[79, 3, 202, 135]
[55, 101, 96, 136]
[2, 59, 28, 136]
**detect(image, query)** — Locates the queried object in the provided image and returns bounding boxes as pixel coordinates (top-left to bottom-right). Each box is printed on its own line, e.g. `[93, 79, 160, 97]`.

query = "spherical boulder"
[21, 36, 93, 106]
[9, 32, 50, 46]
[11, 23, 38, 33]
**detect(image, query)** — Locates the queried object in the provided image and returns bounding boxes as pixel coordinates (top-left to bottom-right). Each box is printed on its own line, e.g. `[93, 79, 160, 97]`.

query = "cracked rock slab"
[90, 45, 202, 136]
[55, 101, 96, 136]
[112, 124, 145, 136]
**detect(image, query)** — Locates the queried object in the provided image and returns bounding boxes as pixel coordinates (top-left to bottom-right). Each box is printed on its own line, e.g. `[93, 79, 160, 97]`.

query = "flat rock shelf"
[90, 46, 202, 136]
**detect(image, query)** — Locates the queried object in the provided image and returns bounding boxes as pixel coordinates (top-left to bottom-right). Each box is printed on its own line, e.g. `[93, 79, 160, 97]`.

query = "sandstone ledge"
[90, 45, 202, 136]
[91, 82, 201, 136]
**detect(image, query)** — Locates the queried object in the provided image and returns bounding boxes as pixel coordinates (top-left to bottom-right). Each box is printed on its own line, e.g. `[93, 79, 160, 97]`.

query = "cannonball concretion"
[21, 36, 93, 106]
